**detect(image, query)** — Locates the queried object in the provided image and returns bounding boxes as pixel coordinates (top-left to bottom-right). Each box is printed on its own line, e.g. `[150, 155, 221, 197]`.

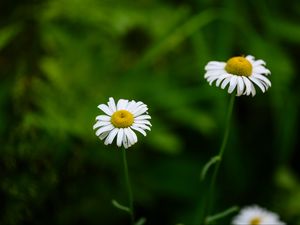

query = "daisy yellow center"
[250, 217, 261, 225]
[225, 56, 252, 76]
[111, 110, 134, 128]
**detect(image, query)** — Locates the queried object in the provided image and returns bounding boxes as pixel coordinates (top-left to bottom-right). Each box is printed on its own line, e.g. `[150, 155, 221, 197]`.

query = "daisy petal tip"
[97, 104, 104, 109]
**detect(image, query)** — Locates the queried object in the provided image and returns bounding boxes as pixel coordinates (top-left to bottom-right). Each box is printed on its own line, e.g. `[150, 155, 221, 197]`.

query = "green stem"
[122, 148, 135, 224]
[204, 94, 235, 224]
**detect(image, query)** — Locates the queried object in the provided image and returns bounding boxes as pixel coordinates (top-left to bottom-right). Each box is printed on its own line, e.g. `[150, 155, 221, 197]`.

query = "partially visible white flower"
[232, 205, 285, 225]
[204, 55, 271, 97]
[93, 97, 151, 149]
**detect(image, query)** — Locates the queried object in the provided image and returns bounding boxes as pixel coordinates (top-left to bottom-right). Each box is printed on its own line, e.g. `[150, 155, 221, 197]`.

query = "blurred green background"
[1, 0, 300, 224]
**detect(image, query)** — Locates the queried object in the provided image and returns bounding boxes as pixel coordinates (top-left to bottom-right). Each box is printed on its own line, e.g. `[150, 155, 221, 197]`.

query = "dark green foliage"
[1, 0, 300, 224]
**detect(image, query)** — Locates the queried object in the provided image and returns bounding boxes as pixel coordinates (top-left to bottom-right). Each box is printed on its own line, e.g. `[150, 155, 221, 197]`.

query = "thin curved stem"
[204, 94, 235, 224]
[122, 148, 135, 224]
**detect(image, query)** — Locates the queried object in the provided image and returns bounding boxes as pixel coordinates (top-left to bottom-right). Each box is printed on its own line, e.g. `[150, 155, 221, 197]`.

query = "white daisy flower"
[232, 205, 285, 225]
[93, 97, 151, 149]
[204, 55, 271, 96]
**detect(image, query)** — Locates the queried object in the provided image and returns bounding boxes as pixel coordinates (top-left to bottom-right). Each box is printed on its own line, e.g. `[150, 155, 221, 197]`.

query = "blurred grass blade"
[112, 199, 130, 213]
[134, 217, 146, 225]
[0, 24, 21, 50]
[201, 155, 221, 181]
[205, 206, 239, 224]
[136, 9, 217, 68]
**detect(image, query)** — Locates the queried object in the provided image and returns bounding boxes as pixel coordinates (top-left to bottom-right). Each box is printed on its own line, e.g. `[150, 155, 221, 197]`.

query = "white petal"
[124, 128, 135, 147]
[104, 128, 119, 145]
[129, 128, 137, 146]
[131, 125, 147, 136]
[252, 73, 271, 87]
[116, 128, 124, 147]
[207, 61, 226, 65]
[93, 121, 111, 130]
[130, 101, 144, 111]
[204, 72, 218, 79]
[133, 107, 148, 117]
[249, 76, 266, 92]
[99, 131, 109, 140]
[124, 128, 132, 144]
[117, 99, 129, 110]
[228, 76, 238, 94]
[97, 104, 113, 116]
[253, 59, 266, 66]
[237, 77, 245, 96]
[96, 115, 111, 121]
[122, 132, 129, 149]
[128, 127, 138, 143]
[205, 62, 226, 70]
[135, 115, 151, 120]
[208, 75, 220, 85]
[221, 76, 232, 89]
[107, 97, 117, 112]
[206, 74, 219, 81]
[216, 74, 230, 87]
[128, 100, 145, 112]
[134, 120, 152, 126]
[204, 70, 226, 78]
[132, 104, 148, 116]
[126, 100, 136, 112]
[245, 55, 255, 61]
[96, 124, 114, 136]
[253, 66, 271, 75]
[242, 77, 252, 96]
[134, 123, 151, 131]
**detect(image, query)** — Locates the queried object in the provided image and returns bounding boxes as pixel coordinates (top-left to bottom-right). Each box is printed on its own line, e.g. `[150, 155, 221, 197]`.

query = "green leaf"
[111, 199, 130, 213]
[134, 217, 146, 225]
[0, 24, 21, 50]
[200, 155, 221, 181]
[135, 9, 217, 68]
[205, 206, 239, 224]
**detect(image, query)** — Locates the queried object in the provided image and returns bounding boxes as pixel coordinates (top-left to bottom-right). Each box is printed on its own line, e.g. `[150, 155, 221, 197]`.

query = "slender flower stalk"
[205, 94, 235, 222]
[122, 148, 135, 224]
